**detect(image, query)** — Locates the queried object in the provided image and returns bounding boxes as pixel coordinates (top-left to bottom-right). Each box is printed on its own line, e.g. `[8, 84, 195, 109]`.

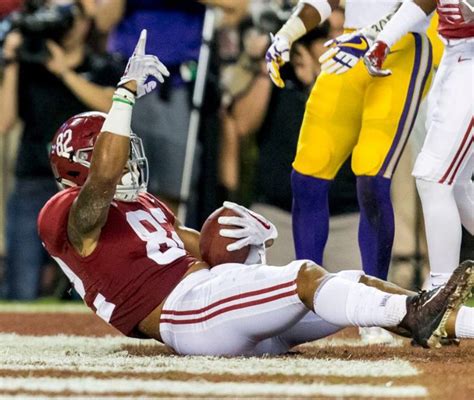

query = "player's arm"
[364, 0, 436, 77]
[266, 0, 340, 87]
[68, 30, 169, 256]
[174, 221, 202, 260]
[93, 0, 127, 33]
[0, 32, 22, 135]
[43, 40, 115, 112]
[67, 125, 131, 256]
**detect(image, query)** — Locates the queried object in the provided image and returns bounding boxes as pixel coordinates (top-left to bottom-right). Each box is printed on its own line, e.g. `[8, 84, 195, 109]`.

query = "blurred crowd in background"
[0, 0, 471, 300]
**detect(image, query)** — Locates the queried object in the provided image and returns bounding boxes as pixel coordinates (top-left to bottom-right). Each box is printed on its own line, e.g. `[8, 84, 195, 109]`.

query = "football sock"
[416, 179, 461, 277]
[455, 306, 474, 339]
[357, 176, 394, 280]
[426, 272, 452, 290]
[291, 170, 330, 264]
[313, 276, 407, 327]
[453, 178, 474, 235]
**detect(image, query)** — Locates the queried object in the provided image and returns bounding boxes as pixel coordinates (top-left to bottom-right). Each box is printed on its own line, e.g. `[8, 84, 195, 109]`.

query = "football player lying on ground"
[38, 30, 474, 356]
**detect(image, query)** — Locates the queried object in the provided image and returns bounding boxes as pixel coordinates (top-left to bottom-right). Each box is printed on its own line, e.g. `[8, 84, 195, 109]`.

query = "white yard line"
[0, 334, 417, 378]
[0, 398, 145, 400]
[0, 303, 89, 313]
[0, 358, 417, 378]
[0, 377, 428, 398]
[0, 333, 427, 398]
[300, 337, 404, 348]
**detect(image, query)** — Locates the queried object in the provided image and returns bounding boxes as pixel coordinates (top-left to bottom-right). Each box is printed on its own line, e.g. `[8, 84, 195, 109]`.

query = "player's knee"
[336, 269, 365, 282]
[416, 177, 453, 203]
[296, 262, 329, 309]
[412, 151, 441, 184]
[293, 136, 336, 179]
[352, 139, 389, 176]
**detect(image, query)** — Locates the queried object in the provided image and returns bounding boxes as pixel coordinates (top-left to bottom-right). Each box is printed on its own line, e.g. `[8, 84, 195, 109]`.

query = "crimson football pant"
[159, 262, 357, 356]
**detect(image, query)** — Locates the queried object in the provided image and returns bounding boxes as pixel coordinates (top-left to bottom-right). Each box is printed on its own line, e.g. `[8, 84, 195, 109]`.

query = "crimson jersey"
[437, 0, 474, 38]
[38, 187, 197, 337]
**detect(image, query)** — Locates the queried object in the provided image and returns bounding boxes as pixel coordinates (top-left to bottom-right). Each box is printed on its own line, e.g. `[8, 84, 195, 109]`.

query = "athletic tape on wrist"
[301, 0, 332, 23]
[278, 15, 307, 43]
[101, 88, 136, 137]
[376, 1, 427, 47]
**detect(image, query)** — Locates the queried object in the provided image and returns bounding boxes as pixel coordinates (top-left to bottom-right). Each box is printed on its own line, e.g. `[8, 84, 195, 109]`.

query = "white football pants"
[159, 261, 357, 356]
[412, 38, 474, 283]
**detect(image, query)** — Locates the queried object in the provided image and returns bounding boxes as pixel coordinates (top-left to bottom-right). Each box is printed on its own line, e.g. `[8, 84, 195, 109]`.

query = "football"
[199, 207, 250, 267]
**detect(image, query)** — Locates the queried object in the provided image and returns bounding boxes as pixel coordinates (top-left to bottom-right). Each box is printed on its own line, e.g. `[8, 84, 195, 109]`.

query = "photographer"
[0, 0, 123, 300]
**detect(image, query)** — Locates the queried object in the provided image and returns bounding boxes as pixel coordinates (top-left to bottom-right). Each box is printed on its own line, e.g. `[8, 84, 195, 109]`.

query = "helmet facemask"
[114, 134, 149, 202]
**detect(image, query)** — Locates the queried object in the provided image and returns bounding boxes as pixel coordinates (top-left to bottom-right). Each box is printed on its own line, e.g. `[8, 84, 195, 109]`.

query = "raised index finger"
[133, 29, 147, 56]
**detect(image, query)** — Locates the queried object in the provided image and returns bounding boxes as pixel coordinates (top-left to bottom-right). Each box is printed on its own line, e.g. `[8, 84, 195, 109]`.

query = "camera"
[1, 0, 76, 64]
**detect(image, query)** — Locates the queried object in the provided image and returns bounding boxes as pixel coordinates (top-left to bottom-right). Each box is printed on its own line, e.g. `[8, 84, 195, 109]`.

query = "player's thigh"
[293, 68, 365, 180]
[159, 261, 311, 356]
[354, 33, 433, 177]
[413, 44, 473, 185]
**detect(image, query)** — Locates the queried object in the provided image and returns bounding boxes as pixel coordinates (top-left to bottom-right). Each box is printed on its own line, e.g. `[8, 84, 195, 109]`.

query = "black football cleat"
[399, 260, 473, 349]
[410, 337, 461, 347]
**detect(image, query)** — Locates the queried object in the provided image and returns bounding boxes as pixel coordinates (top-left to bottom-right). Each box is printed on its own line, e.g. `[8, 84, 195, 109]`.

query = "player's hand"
[118, 29, 170, 98]
[265, 34, 290, 88]
[2, 31, 23, 60]
[319, 31, 373, 75]
[45, 40, 69, 77]
[363, 40, 392, 77]
[218, 201, 278, 252]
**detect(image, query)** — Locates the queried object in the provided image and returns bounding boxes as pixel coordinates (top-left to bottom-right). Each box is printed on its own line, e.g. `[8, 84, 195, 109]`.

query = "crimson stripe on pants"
[448, 137, 474, 185]
[160, 289, 298, 325]
[439, 118, 474, 184]
[161, 279, 297, 316]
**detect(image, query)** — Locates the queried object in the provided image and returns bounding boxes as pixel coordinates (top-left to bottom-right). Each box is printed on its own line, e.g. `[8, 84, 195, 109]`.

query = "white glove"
[118, 29, 170, 98]
[265, 34, 291, 88]
[245, 245, 267, 265]
[318, 30, 373, 75]
[218, 201, 278, 252]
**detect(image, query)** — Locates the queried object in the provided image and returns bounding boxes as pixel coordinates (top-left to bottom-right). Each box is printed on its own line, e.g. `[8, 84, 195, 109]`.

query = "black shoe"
[410, 337, 461, 347]
[399, 260, 473, 348]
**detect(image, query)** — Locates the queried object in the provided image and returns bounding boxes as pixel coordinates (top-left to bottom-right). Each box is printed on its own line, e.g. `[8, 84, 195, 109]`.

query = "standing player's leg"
[355, 33, 433, 280]
[453, 155, 474, 236]
[412, 42, 473, 289]
[292, 67, 365, 263]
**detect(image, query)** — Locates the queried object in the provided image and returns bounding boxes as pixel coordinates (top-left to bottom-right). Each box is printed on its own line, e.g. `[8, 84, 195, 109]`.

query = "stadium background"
[2, 0, 471, 297]
[0, 1, 473, 398]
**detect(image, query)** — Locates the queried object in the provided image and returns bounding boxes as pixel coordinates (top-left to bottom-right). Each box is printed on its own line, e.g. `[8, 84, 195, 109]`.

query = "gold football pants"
[293, 32, 433, 180]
